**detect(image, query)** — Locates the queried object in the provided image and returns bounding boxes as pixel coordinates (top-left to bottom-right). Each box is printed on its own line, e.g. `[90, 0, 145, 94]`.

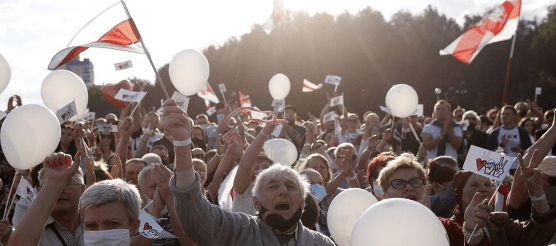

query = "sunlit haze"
[0, 0, 552, 108]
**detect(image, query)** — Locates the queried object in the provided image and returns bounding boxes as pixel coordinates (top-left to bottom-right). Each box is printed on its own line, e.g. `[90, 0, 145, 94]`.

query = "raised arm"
[509, 116, 556, 209]
[234, 121, 278, 194]
[116, 116, 134, 177]
[9, 152, 81, 246]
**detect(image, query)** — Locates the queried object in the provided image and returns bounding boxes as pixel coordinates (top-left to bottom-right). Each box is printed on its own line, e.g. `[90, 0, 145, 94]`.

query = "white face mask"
[84, 229, 131, 246]
[373, 181, 384, 197]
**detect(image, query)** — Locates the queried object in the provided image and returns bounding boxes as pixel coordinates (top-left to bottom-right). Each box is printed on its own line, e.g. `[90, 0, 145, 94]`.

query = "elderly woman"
[451, 151, 556, 245]
[161, 99, 334, 245]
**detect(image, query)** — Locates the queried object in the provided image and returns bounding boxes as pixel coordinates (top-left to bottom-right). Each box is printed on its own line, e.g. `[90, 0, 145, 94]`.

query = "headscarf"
[452, 170, 473, 225]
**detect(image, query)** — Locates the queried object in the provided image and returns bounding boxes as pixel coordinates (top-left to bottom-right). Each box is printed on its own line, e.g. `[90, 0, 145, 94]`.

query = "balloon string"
[2, 175, 18, 219]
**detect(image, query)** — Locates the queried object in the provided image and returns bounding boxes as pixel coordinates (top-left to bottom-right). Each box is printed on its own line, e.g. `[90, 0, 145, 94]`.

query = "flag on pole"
[15, 178, 36, 203]
[439, 0, 521, 64]
[262, 0, 284, 34]
[323, 111, 336, 123]
[302, 79, 323, 92]
[197, 83, 220, 104]
[219, 83, 227, 93]
[239, 91, 252, 107]
[48, 2, 144, 70]
[115, 60, 133, 70]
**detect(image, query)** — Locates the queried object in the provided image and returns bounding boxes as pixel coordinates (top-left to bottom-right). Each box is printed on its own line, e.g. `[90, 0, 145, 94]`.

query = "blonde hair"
[377, 153, 426, 191]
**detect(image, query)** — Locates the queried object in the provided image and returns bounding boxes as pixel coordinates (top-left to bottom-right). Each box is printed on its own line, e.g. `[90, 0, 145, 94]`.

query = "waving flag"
[302, 79, 323, 92]
[239, 91, 252, 107]
[197, 83, 220, 104]
[440, 0, 521, 64]
[262, 0, 284, 34]
[48, 2, 144, 70]
[115, 60, 133, 70]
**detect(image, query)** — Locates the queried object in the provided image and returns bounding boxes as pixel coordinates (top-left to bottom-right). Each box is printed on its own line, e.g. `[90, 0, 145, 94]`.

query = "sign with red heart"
[102, 80, 133, 108]
[476, 158, 487, 171]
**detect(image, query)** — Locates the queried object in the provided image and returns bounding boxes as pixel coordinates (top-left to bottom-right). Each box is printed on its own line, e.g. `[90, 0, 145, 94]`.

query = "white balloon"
[263, 138, 298, 166]
[327, 188, 377, 246]
[0, 54, 11, 95]
[351, 198, 449, 246]
[1, 104, 61, 170]
[41, 70, 88, 121]
[268, 73, 290, 100]
[385, 84, 419, 118]
[169, 49, 210, 96]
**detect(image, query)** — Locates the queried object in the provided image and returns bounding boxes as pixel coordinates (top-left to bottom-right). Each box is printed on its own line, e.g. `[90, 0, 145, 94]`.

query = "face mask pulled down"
[258, 205, 302, 233]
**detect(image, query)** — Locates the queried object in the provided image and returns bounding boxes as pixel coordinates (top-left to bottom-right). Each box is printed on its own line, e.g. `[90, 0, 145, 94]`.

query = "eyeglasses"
[101, 134, 113, 139]
[389, 177, 425, 190]
[464, 118, 476, 121]
[63, 181, 83, 190]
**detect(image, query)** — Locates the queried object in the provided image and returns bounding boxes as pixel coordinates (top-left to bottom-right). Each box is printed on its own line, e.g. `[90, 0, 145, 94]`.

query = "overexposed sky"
[0, 0, 553, 109]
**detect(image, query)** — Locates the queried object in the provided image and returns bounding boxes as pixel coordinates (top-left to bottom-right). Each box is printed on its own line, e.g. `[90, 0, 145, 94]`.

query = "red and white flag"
[197, 83, 220, 104]
[239, 91, 252, 107]
[262, 0, 284, 34]
[48, 2, 144, 70]
[302, 79, 323, 92]
[440, 0, 521, 64]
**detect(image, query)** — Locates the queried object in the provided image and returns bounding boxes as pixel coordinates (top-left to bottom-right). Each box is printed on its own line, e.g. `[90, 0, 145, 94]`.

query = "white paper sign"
[206, 106, 217, 116]
[81, 112, 96, 122]
[324, 75, 342, 86]
[15, 178, 36, 203]
[380, 105, 390, 114]
[139, 210, 171, 239]
[323, 111, 336, 123]
[462, 145, 516, 183]
[172, 91, 190, 111]
[97, 123, 118, 133]
[219, 83, 227, 93]
[56, 100, 77, 124]
[536, 87, 542, 95]
[330, 94, 344, 107]
[114, 60, 133, 70]
[272, 124, 283, 137]
[115, 89, 146, 103]
[413, 104, 424, 116]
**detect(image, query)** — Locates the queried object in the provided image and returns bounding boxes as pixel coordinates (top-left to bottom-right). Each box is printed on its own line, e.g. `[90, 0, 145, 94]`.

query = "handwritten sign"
[463, 145, 516, 183]
[97, 123, 118, 133]
[56, 100, 77, 124]
[115, 89, 146, 103]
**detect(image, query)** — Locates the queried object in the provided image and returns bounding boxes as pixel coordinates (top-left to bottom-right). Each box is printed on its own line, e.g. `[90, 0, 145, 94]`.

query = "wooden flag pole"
[500, 30, 518, 107]
[120, 0, 170, 100]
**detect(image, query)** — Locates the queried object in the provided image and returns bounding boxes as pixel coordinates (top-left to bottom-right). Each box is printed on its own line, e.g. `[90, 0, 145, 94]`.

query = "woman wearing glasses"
[376, 153, 490, 246]
[97, 131, 117, 166]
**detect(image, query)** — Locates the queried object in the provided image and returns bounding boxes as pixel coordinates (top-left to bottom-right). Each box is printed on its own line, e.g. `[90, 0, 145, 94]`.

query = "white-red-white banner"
[440, 0, 521, 64]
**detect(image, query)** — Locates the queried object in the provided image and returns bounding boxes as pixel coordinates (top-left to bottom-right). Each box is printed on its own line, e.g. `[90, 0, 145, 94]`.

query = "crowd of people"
[0, 92, 555, 245]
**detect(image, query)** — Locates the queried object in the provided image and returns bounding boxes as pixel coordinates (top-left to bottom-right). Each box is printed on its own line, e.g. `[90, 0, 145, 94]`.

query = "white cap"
[538, 156, 556, 177]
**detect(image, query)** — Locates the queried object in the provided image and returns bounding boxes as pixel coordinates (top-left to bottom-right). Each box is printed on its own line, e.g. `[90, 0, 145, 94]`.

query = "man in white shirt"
[421, 100, 463, 162]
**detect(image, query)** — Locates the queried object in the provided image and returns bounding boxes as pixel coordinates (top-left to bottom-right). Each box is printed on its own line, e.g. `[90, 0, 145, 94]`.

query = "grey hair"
[38, 167, 84, 186]
[137, 164, 155, 189]
[252, 164, 310, 201]
[463, 110, 480, 122]
[79, 179, 141, 224]
[141, 153, 162, 165]
[334, 142, 356, 158]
